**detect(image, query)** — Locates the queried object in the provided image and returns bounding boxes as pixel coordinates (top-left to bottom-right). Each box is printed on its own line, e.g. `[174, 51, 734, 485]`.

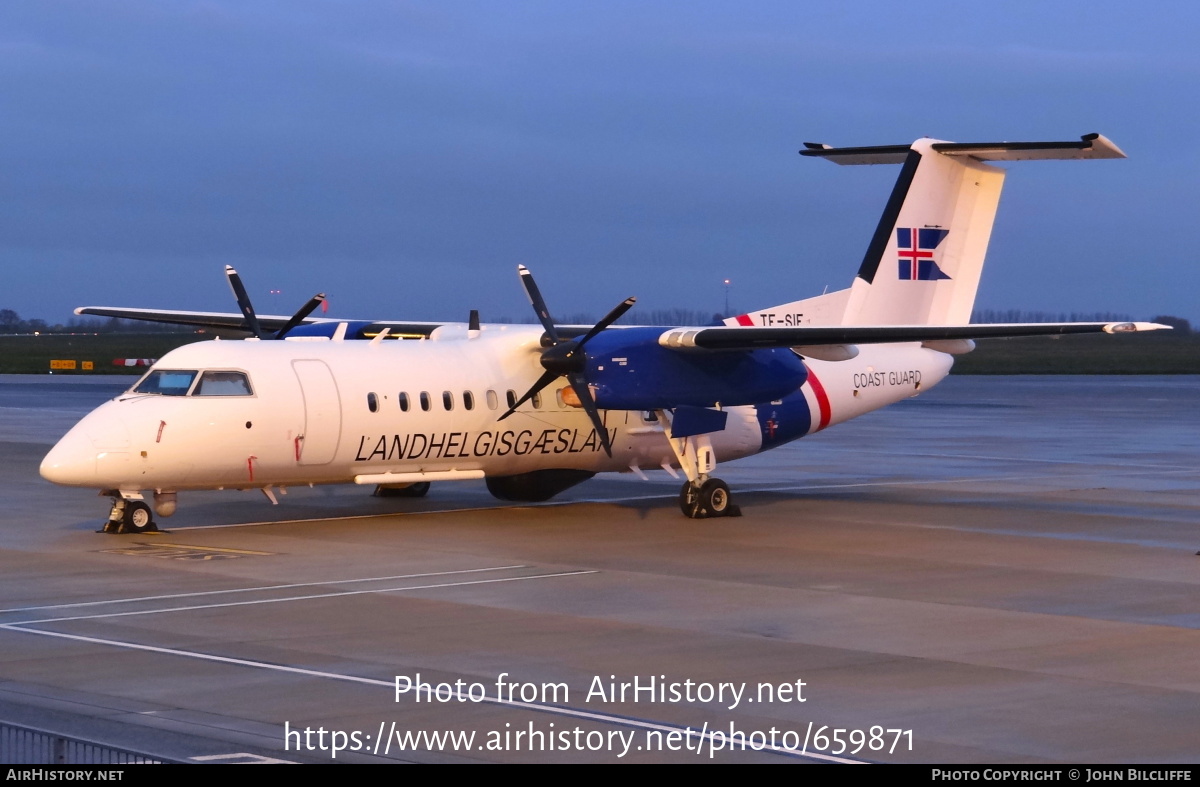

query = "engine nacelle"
[583, 327, 808, 410]
[286, 320, 378, 340]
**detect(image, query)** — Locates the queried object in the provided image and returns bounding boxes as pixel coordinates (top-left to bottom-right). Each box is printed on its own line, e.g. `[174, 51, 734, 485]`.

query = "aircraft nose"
[40, 428, 100, 486]
[41, 404, 134, 488]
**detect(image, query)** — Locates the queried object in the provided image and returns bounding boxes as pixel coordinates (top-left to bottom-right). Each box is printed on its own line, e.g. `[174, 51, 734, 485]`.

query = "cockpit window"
[133, 370, 198, 396]
[193, 371, 254, 396]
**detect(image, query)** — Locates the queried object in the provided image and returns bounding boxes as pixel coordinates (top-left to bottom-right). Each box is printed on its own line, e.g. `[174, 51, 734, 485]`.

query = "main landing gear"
[679, 478, 737, 518]
[657, 410, 742, 520]
[101, 494, 158, 534]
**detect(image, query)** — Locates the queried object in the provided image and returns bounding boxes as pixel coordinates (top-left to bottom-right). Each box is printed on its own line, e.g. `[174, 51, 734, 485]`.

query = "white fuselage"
[40, 326, 953, 499]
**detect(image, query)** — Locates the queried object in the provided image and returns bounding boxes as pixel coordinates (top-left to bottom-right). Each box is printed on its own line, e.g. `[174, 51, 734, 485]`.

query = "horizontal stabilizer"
[659, 322, 1170, 351]
[801, 134, 1125, 165]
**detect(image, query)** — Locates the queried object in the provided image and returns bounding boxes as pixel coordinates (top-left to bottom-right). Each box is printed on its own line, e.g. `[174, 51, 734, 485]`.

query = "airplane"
[39, 133, 1169, 533]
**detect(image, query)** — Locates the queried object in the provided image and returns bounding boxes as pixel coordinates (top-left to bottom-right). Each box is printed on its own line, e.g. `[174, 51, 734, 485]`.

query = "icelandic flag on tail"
[896, 228, 951, 281]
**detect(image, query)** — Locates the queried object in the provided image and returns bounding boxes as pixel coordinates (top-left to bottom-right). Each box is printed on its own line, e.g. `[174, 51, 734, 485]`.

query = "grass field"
[951, 332, 1199, 374]
[1, 331, 1196, 376]
[0, 333, 209, 375]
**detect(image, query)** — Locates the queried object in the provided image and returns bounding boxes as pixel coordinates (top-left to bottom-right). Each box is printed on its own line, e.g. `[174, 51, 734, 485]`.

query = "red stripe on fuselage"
[807, 368, 831, 430]
[735, 314, 754, 326]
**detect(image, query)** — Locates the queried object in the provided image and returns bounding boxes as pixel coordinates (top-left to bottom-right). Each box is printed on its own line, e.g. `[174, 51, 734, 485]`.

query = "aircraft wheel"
[699, 478, 732, 517]
[679, 481, 705, 519]
[121, 501, 157, 534]
[374, 482, 431, 498]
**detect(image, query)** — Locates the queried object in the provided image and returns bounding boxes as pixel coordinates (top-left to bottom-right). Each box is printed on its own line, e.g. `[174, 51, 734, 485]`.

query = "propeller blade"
[574, 296, 636, 350]
[274, 293, 327, 340]
[498, 369, 559, 421]
[568, 372, 613, 458]
[503, 266, 626, 457]
[517, 265, 559, 344]
[224, 265, 265, 339]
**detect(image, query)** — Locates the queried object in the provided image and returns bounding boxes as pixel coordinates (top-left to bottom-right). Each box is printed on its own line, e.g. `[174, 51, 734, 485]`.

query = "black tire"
[679, 481, 705, 519]
[122, 501, 155, 533]
[699, 478, 731, 517]
[374, 482, 431, 498]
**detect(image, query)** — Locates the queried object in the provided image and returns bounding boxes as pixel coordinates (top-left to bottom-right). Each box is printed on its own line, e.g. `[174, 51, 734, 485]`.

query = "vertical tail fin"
[837, 139, 1006, 325]
[732, 134, 1124, 328]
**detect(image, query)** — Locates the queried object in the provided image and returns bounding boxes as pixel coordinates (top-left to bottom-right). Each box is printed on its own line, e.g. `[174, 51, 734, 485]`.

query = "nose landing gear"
[101, 494, 159, 534]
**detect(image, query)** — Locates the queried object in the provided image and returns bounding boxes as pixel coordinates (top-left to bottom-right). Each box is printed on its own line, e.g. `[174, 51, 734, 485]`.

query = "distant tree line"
[1149, 315, 1192, 334]
[971, 309, 1191, 334]
[491, 308, 725, 326]
[0, 310, 191, 335]
[619, 308, 725, 326]
[971, 309, 1132, 324]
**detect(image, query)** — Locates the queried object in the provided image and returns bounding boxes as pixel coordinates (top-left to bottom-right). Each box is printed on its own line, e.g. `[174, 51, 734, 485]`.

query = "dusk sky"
[3, 1, 1197, 326]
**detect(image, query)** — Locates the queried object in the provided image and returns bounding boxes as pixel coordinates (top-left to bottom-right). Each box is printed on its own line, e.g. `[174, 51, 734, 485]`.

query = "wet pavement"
[0, 374, 1196, 762]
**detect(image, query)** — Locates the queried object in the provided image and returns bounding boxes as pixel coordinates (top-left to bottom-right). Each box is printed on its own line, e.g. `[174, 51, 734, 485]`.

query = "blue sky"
[3, 1, 1197, 325]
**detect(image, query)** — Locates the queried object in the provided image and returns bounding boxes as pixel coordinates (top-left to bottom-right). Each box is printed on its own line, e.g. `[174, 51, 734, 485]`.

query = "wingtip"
[1104, 321, 1173, 334]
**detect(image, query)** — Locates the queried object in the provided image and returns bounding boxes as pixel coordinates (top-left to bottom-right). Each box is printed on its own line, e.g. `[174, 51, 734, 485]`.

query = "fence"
[0, 720, 172, 764]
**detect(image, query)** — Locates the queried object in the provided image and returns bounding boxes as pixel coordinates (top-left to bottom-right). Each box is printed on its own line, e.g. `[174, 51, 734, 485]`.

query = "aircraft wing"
[657, 321, 1171, 350]
[74, 306, 445, 338]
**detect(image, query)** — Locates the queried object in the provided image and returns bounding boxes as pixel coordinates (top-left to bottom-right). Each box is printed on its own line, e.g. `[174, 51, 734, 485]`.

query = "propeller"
[499, 264, 635, 457]
[224, 266, 326, 340]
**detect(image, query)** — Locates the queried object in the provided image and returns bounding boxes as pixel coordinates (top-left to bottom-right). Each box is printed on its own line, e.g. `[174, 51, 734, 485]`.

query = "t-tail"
[728, 134, 1126, 328]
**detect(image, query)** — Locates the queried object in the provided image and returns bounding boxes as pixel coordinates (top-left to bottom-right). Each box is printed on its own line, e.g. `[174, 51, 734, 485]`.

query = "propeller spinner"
[224, 266, 326, 340]
[499, 265, 635, 458]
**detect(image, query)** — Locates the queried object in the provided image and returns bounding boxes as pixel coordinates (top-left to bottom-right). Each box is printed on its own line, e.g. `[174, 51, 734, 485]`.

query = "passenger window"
[463, 391, 475, 411]
[367, 392, 379, 413]
[486, 390, 499, 410]
[420, 392, 431, 411]
[399, 392, 410, 412]
[506, 390, 517, 409]
[442, 391, 454, 411]
[531, 392, 542, 409]
[133, 370, 198, 396]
